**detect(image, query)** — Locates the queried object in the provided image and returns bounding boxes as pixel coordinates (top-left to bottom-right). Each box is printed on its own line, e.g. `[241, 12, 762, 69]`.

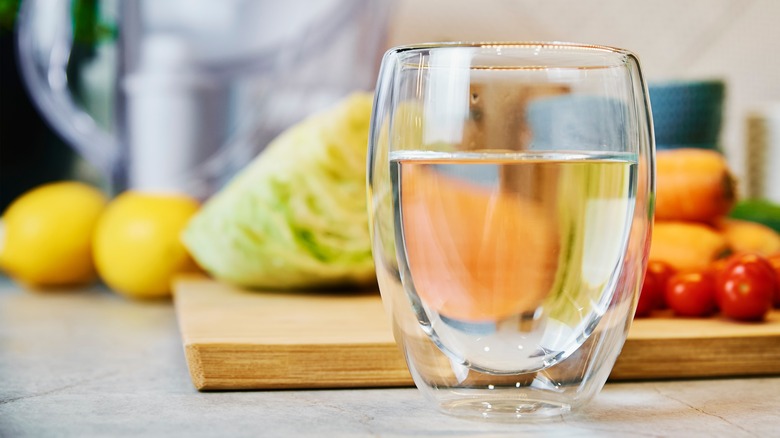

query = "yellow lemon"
[0, 181, 107, 288]
[92, 191, 200, 299]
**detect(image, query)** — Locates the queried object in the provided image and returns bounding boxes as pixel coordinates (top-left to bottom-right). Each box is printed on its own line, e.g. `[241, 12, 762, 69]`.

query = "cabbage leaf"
[183, 93, 375, 289]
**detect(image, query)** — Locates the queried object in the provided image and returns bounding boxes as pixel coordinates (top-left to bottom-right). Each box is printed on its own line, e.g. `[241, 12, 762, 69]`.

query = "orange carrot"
[715, 218, 780, 256]
[655, 149, 736, 223]
[649, 221, 730, 271]
[401, 166, 557, 322]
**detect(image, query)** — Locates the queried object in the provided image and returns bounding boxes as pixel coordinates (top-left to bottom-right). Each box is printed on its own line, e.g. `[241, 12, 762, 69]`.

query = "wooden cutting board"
[173, 275, 780, 391]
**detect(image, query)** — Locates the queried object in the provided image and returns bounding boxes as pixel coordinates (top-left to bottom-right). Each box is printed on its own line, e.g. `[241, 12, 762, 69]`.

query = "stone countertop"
[1, 280, 779, 437]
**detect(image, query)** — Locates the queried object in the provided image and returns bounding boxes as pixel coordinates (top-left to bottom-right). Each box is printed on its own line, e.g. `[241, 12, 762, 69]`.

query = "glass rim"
[389, 41, 636, 56]
[386, 41, 639, 70]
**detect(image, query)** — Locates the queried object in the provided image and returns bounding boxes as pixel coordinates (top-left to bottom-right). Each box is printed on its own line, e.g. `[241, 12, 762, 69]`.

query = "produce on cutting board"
[648, 221, 729, 271]
[715, 254, 776, 321]
[715, 218, 780, 255]
[641, 148, 780, 321]
[665, 270, 718, 317]
[654, 148, 736, 223]
[183, 93, 375, 290]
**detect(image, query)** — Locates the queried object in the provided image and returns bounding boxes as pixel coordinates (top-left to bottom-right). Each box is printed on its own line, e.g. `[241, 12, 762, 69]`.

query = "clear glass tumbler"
[367, 42, 655, 420]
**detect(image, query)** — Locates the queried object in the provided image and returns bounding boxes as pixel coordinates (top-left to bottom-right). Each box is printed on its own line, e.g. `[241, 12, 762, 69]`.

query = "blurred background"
[2, 0, 780, 212]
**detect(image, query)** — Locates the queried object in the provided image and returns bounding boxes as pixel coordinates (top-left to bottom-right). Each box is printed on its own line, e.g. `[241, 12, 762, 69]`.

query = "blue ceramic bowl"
[648, 79, 725, 151]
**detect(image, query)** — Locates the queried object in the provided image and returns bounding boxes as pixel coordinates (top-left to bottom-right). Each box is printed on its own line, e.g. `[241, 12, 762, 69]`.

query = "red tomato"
[646, 260, 676, 308]
[767, 253, 780, 308]
[665, 270, 717, 317]
[715, 254, 776, 321]
[635, 271, 659, 318]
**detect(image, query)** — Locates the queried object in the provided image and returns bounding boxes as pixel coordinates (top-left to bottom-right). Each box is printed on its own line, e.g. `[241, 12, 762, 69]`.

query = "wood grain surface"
[174, 275, 780, 391]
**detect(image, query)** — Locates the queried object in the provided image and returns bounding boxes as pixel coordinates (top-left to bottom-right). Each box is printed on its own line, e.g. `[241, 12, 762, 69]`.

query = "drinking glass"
[367, 42, 654, 420]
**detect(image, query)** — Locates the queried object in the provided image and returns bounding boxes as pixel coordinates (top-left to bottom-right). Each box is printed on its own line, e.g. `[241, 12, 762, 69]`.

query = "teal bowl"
[648, 79, 725, 151]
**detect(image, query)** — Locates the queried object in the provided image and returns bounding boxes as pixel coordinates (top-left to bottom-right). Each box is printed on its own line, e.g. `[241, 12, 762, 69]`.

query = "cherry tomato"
[665, 270, 717, 317]
[646, 260, 676, 308]
[715, 254, 775, 321]
[635, 271, 659, 318]
[767, 253, 780, 308]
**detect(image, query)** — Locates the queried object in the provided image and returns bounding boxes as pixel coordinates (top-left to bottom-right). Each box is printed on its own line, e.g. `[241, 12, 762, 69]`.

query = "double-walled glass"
[367, 42, 655, 420]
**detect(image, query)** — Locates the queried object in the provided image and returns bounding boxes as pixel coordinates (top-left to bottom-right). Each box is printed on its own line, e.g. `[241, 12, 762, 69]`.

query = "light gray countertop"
[1, 279, 779, 437]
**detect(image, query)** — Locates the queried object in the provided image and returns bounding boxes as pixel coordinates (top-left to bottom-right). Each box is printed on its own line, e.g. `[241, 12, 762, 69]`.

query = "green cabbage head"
[183, 92, 376, 289]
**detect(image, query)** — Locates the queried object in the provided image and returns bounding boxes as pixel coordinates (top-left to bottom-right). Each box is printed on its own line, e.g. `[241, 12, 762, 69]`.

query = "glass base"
[438, 396, 572, 421]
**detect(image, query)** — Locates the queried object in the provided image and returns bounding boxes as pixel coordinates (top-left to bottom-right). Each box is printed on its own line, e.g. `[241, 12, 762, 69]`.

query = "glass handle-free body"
[367, 42, 655, 420]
